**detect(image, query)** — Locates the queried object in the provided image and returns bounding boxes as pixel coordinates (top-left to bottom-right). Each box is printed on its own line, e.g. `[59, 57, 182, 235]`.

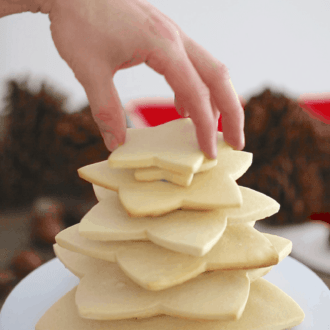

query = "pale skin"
[1, 0, 245, 159]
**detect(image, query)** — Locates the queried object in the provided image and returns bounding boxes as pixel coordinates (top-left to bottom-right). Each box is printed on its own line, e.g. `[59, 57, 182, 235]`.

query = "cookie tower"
[36, 119, 305, 330]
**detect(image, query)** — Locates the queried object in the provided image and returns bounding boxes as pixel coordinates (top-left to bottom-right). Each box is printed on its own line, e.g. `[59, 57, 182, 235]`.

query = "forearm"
[0, 0, 44, 18]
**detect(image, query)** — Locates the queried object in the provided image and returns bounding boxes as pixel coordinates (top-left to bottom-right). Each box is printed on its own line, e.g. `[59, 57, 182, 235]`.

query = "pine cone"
[0, 79, 109, 208]
[239, 88, 330, 225]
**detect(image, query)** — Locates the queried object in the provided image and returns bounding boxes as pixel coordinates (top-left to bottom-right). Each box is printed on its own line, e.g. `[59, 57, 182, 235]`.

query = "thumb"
[78, 62, 127, 151]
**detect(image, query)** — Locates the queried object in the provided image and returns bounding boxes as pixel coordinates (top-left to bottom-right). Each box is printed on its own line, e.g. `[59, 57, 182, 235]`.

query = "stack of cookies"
[36, 119, 305, 330]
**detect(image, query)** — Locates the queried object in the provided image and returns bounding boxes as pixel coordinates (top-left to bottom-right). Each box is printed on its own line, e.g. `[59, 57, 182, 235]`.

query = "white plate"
[0, 256, 329, 330]
[256, 221, 330, 275]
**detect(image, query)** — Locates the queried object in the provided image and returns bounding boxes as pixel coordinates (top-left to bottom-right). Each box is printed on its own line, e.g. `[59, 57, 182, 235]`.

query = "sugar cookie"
[38, 116, 304, 330]
[79, 186, 279, 257]
[93, 183, 113, 202]
[79, 195, 226, 257]
[35, 278, 305, 330]
[246, 233, 292, 281]
[55, 224, 279, 290]
[53, 244, 108, 279]
[53, 234, 291, 281]
[133, 132, 228, 186]
[108, 119, 228, 175]
[134, 166, 195, 187]
[53, 235, 292, 321]
[76, 264, 249, 321]
[78, 150, 252, 217]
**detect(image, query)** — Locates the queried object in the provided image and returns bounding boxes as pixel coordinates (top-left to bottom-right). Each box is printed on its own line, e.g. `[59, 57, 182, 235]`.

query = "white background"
[0, 0, 329, 114]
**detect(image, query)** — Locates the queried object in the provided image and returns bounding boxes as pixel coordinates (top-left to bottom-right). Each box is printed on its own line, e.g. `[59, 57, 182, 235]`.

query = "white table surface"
[0, 256, 329, 330]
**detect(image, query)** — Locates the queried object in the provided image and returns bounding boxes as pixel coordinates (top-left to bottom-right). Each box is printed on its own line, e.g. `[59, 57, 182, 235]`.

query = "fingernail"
[177, 106, 184, 118]
[103, 133, 119, 151]
[183, 109, 190, 118]
[109, 138, 119, 150]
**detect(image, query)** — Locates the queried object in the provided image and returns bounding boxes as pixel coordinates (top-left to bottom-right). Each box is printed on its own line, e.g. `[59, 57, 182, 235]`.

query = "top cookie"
[108, 119, 229, 175]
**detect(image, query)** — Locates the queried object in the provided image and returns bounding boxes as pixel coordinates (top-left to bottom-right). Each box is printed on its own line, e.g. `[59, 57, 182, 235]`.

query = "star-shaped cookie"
[36, 278, 305, 330]
[55, 224, 279, 290]
[132, 131, 231, 187]
[53, 235, 291, 321]
[79, 186, 280, 257]
[134, 158, 216, 187]
[75, 264, 250, 321]
[108, 119, 229, 175]
[53, 234, 291, 281]
[78, 150, 252, 217]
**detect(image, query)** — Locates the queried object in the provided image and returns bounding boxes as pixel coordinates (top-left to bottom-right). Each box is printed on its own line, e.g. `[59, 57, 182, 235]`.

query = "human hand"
[40, 0, 244, 158]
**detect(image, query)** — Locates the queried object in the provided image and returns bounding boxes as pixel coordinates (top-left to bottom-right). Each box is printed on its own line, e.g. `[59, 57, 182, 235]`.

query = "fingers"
[183, 35, 245, 150]
[77, 59, 127, 151]
[146, 44, 218, 159]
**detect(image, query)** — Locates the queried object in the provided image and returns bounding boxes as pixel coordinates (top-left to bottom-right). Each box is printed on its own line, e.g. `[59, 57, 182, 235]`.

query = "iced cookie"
[78, 150, 252, 217]
[108, 118, 226, 175]
[79, 187, 279, 257]
[35, 278, 305, 330]
[55, 224, 279, 290]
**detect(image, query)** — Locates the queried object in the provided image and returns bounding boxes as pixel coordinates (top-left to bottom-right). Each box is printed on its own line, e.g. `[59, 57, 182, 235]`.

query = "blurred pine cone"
[238, 88, 330, 225]
[0, 79, 110, 209]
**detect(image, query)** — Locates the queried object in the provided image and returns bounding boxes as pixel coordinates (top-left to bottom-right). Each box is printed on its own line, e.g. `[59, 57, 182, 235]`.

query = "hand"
[40, 0, 244, 158]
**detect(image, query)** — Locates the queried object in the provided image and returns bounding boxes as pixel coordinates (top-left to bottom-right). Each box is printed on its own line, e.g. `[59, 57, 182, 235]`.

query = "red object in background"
[299, 95, 330, 227]
[132, 96, 330, 132]
[310, 213, 330, 226]
[135, 105, 181, 127]
[134, 104, 223, 131]
[298, 95, 330, 124]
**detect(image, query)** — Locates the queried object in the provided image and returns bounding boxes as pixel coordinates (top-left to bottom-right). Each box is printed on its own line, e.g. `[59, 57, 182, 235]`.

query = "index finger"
[183, 36, 245, 150]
